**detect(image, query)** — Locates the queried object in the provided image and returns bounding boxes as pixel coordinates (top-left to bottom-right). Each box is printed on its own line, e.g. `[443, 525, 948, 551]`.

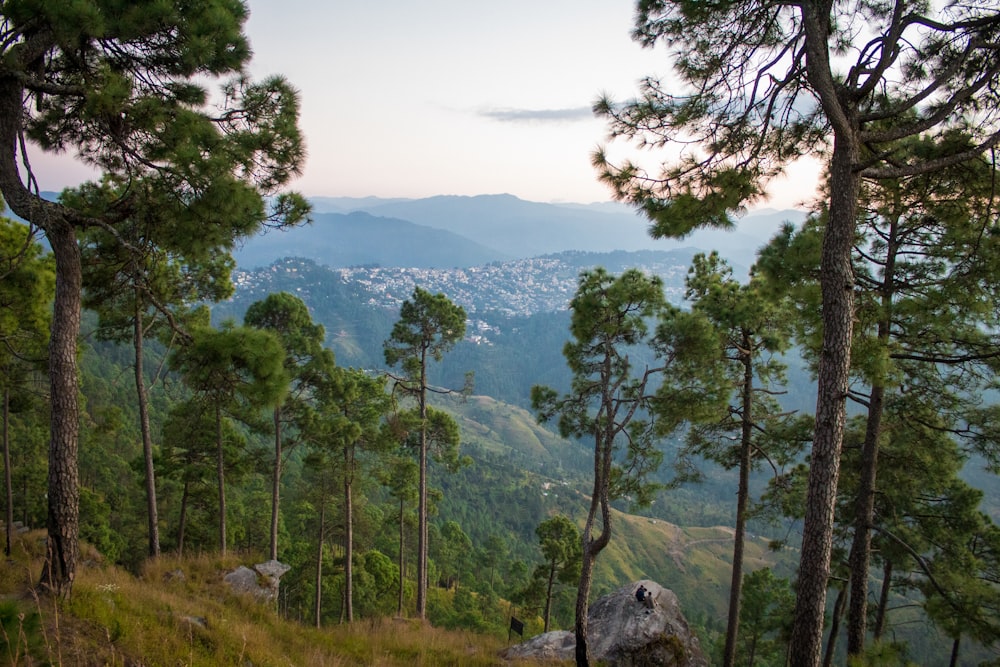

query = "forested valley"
[5, 225, 1000, 664]
[4, 2, 1000, 667]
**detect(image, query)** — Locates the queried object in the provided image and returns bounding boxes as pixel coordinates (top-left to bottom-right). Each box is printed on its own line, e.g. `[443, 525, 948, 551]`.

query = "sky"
[31, 0, 819, 209]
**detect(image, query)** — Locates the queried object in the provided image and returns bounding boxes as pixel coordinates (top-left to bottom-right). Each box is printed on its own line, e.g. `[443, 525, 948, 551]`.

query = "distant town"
[231, 252, 694, 345]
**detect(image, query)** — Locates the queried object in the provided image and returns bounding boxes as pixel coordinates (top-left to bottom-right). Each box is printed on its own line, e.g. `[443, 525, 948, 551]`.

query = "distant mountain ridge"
[236, 194, 805, 271]
[234, 210, 508, 270]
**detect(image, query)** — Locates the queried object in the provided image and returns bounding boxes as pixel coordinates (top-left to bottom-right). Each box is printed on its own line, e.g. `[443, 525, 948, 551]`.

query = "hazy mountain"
[287, 194, 806, 270]
[233, 210, 510, 269]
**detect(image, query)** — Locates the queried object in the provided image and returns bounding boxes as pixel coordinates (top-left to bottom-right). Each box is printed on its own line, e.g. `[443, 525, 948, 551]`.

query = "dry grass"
[0, 531, 551, 666]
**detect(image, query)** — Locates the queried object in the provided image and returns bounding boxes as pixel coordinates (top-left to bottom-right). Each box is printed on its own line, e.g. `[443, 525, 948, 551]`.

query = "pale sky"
[29, 0, 819, 209]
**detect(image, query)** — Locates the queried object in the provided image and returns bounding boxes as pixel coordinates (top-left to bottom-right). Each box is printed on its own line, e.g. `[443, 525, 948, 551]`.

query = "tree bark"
[133, 295, 161, 557]
[723, 339, 754, 667]
[39, 220, 82, 599]
[575, 418, 614, 667]
[574, 515, 598, 667]
[788, 123, 861, 665]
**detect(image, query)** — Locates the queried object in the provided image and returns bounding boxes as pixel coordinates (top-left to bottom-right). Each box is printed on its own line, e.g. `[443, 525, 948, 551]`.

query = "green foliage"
[736, 568, 794, 667]
[384, 287, 467, 381]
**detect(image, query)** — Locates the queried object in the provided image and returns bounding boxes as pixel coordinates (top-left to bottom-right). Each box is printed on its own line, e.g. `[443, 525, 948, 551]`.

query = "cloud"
[478, 106, 594, 123]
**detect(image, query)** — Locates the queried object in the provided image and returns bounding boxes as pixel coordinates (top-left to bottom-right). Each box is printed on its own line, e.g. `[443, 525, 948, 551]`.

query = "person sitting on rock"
[635, 584, 654, 609]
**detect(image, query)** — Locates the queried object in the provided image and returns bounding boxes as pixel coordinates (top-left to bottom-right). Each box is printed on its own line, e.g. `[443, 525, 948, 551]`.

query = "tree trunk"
[177, 481, 189, 557]
[315, 501, 325, 629]
[398, 496, 406, 616]
[723, 341, 754, 667]
[574, 537, 596, 667]
[343, 445, 354, 623]
[823, 584, 847, 667]
[575, 432, 613, 667]
[848, 214, 896, 656]
[949, 636, 961, 667]
[270, 405, 281, 561]
[0, 69, 81, 598]
[133, 297, 161, 557]
[544, 559, 556, 632]
[39, 221, 83, 599]
[215, 403, 227, 556]
[789, 119, 861, 665]
[3, 388, 12, 556]
[416, 348, 429, 619]
[847, 385, 884, 654]
[873, 560, 892, 640]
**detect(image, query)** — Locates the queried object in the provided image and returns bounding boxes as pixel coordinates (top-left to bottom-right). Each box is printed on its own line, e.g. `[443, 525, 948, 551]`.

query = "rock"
[223, 566, 260, 596]
[502, 580, 708, 667]
[223, 560, 290, 605]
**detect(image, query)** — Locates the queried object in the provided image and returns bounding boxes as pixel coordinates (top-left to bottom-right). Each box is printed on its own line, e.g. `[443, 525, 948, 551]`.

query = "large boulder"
[224, 559, 291, 605]
[502, 580, 708, 666]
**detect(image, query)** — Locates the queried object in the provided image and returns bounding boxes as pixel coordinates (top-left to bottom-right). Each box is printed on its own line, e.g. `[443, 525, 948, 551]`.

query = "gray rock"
[502, 580, 708, 667]
[223, 565, 260, 596]
[223, 560, 291, 605]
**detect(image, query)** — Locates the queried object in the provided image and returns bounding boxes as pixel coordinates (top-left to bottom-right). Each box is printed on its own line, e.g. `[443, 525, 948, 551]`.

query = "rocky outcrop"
[224, 559, 290, 605]
[502, 580, 708, 666]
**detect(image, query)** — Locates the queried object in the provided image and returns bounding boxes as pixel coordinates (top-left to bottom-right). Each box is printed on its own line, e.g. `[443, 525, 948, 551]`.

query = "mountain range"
[234, 194, 806, 272]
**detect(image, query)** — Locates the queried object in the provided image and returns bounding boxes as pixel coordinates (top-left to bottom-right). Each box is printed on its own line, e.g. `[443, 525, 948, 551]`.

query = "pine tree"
[0, 1, 307, 596]
[596, 5, 1000, 661]
[383, 287, 466, 619]
[244, 292, 334, 562]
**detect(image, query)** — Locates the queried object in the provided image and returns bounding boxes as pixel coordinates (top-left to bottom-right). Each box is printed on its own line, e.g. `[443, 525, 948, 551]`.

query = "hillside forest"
[2, 3, 1000, 667]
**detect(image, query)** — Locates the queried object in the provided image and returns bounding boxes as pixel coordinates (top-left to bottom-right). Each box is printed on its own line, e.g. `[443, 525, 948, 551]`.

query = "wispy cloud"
[478, 106, 594, 123]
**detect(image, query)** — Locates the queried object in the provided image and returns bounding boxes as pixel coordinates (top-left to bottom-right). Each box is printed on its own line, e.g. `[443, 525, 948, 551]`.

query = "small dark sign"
[509, 616, 524, 636]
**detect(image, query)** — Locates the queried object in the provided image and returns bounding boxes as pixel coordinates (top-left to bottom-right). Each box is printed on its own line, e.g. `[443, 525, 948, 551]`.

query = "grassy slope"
[0, 531, 550, 666]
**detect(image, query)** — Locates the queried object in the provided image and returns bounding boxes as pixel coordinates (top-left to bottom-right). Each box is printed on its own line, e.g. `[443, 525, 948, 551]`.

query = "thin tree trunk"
[343, 445, 354, 623]
[3, 388, 12, 556]
[575, 430, 613, 667]
[574, 534, 597, 667]
[823, 584, 847, 667]
[949, 635, 961, 667]
[215, 403, 227, 556]
[270, 405, 281, 561]
[416, 349, 429, 619]
[847, 384, 884, 655]
[873, 560, 892, 640]
[723, 340, 754, 667]
[398, 496, 406, 616]
[543, 559, 556, 632]
[315, 501, 325, 629]
[134, 297, 161, 557]
[789, 110, 861, 665]
[39, 221, 82, 599]
[847, 213, 897, 656]
[177, 481, 189, 557]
